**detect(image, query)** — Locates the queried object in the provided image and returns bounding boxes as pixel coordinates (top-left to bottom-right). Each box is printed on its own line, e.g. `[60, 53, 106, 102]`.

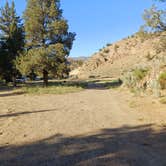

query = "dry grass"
[159, 97, 166, 104]
[21, 85, 83, 95]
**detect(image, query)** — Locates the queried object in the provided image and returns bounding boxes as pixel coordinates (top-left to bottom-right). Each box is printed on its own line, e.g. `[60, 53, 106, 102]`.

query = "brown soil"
[0, 87, 166, 166]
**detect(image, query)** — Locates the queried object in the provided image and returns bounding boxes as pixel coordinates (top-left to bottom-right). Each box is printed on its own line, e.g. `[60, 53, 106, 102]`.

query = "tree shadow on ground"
[0, 86, 15, 92]
[0, 91, 24, 97]
[0, 125, 165, 166]
[0, 109, 57, 119]
[0, 83, 24, 97]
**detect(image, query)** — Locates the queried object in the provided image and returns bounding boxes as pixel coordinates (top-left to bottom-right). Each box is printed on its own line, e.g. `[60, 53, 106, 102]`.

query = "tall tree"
[0, 1, 24, 85]
[17, 0, 75, 86]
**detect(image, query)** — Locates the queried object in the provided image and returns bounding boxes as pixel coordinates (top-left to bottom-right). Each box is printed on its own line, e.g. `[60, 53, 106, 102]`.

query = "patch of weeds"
[129, 101, 138, 108]
[103, 48, 110, 53]
[130, 88, 142, 96]
[132, 68, 149, 81]
[138, 118, 144, 122]
[21, 85, 83, 95]
[159, 97, 166, 104]
[158, 71, 166, 89]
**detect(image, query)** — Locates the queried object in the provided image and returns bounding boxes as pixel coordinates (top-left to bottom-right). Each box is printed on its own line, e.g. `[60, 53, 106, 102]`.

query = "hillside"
[71, 32, 166, 79]
[68, 57, 89, 71]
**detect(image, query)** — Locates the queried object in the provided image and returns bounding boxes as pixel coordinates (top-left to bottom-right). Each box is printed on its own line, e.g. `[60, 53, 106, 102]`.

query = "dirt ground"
[0, 86, 166, 166]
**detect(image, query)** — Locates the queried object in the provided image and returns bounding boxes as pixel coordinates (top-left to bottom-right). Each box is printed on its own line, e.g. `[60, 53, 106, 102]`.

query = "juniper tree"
[142, 0, 166, 32]
[141, 0, 166, 57]
[142, 5, 166, 32]
[0, 1, 24, 85]
[17, 0, 75, 86]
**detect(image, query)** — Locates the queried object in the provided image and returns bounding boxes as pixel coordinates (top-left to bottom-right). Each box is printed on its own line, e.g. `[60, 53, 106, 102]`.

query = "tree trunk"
[12, 75, 17, 87]
[43, 69, 48, 87]
[12, 70, 17, 87]
[4, 76, 12, 84]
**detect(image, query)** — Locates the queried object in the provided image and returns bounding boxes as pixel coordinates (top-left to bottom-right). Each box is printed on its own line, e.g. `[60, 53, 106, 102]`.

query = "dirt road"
[0, 88, 166, 166]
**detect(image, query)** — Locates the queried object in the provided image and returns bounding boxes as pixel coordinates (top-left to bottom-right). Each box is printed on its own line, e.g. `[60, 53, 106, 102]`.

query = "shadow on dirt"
[0, 125, 165, 166]
[0, 109, 57, 119]
[0, 91, 24, 97]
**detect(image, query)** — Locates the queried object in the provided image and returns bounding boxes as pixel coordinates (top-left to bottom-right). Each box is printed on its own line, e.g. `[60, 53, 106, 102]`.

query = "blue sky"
[0, 0, 160, 57]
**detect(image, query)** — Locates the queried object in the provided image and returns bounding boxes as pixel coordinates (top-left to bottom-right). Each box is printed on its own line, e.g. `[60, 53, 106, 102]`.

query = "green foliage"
[16, 43, 69, 78]
[158, 71, 166, 89]
[123, 68, 149, 88]
[142, 5, 166, 32]
[160, 97, 166, 104]
[16, 0, 76, 86]
[103, 48, 110, 53]
[0, 1, 24, 84]
[133, 68, 149, 81]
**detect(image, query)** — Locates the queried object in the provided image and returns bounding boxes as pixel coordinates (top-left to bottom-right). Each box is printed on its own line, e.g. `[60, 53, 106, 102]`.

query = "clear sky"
[0, 0, 160, 57]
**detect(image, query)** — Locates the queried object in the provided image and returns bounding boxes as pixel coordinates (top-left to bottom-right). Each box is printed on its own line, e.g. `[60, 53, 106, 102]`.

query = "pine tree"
[17, 0, 75, 86]
[0, 1, 24, 85]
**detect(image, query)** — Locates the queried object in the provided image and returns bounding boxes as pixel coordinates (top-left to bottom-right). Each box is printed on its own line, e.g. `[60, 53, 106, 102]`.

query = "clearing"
[0, 81, 166, 166]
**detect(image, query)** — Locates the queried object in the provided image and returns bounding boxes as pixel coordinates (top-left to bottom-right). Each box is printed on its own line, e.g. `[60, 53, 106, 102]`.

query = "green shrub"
[158, 71, 166, 89]
[123, 68, 149, 89]
[123, 72, 135, 88]
[160, 97, 166, 104]
[89, 75, 96, 79]
[133, 68, 149, 81]
[103, 48, 110, 53]
[106, 43, 112, 47]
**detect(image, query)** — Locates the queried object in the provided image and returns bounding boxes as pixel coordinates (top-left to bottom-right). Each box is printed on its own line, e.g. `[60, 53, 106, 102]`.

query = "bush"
[103, 48, 110, 53]
[160, 97, 166, 104]
[106, 43, 112, 47]
[133, 68, 149, 81]
[158, 71, 166, 89]
[123, 68, 149, 88]
[123, 72, 136, 88]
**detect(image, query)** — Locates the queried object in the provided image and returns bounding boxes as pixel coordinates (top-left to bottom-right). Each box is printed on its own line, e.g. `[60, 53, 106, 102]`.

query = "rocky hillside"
[68, 57, 89, 71]
[70, 32, 166, 79]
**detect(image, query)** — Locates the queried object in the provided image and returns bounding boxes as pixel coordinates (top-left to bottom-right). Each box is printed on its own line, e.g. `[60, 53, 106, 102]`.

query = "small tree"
[141, 0, 165, 32]
[142, 5, 166, 32]
[17, 0, 75, 86]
